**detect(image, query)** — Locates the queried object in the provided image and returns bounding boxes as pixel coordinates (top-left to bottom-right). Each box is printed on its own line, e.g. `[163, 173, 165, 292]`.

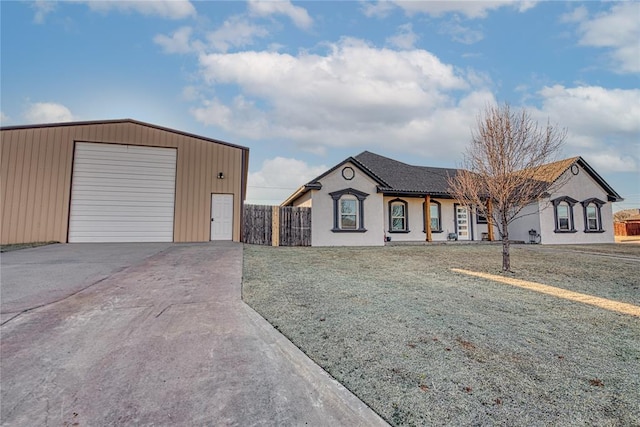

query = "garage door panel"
[74, 160, 175, 172]
[70, 200, 174, 208]
[70, 206, 172, 214]
[69, 233, 173, 243]
[70, 214, 173, 221]
[69, 222, 173, 232]
[69, 142, 177, 243]
[76, 186, 175, 195]
[71, 170, 176, 183]
[77, 143, 175, 158]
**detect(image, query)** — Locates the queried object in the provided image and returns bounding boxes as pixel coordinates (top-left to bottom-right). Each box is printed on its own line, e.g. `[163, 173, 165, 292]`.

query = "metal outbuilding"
[1, 119, 249, 244]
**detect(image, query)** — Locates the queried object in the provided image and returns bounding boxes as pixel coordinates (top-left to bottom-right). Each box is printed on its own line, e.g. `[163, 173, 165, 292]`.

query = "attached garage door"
[68, 142, 177, 242]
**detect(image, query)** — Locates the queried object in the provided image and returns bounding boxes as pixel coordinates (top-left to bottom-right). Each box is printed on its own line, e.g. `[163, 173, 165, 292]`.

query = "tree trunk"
[502, 217, 510, 272]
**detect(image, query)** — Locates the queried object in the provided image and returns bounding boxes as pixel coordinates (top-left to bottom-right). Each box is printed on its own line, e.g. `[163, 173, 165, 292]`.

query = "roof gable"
[353, 151, 459, 195]
[0, 118, 249, 151]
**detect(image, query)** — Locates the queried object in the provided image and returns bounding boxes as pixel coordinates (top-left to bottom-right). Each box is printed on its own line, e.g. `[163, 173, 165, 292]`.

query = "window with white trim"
[581, 198, 605, 233]
[389, 199, 409, 233]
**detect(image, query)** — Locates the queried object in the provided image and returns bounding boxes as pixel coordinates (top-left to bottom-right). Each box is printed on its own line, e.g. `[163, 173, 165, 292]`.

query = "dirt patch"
[243, 244, 640, 426]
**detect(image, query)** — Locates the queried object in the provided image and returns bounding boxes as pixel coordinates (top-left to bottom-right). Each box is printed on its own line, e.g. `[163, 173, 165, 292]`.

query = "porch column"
[487, 199, 494, 242]
[425, 195, 432, 242]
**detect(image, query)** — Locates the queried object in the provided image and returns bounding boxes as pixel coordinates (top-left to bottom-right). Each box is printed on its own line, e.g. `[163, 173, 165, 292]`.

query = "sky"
[1, 1, 639, 209]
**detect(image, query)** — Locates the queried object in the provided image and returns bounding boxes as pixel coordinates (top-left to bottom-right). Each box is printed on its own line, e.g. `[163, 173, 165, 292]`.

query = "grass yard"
[242, 243, 640, 426]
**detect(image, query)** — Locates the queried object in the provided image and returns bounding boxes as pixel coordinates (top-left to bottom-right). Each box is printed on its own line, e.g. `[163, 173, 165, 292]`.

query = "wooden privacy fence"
[243, 205, 311, 246]
[614, 222, 640, 236]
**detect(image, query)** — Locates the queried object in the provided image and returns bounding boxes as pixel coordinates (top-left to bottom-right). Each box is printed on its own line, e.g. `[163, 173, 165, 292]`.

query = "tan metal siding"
[1, 121, 248, 244]
[1, 127, 75, 244]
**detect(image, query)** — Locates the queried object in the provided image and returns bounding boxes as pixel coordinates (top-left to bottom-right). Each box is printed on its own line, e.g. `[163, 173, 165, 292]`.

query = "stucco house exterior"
[281, 151, 622, 246]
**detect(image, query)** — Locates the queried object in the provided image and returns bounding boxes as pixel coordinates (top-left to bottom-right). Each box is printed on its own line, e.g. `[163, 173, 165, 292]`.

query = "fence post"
[272, 206, 280, 247]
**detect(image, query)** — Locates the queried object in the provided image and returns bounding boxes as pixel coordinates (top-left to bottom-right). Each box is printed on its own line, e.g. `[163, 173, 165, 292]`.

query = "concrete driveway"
[0, 243, 388, 426]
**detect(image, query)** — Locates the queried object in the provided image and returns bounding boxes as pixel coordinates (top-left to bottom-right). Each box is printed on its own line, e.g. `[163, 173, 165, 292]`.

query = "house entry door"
[211, 194, 233, 240]
[455, 205, 470, 240]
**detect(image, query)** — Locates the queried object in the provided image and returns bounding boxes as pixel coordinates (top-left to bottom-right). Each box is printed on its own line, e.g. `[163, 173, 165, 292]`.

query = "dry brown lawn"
[243, 243, 639, 426]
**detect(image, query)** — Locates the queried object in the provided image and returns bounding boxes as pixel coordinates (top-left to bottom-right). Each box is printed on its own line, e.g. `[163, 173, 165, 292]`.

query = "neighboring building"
[281, 151, 623, 246]
[1, 119, 249, 244]
[614, 210, 640, 237]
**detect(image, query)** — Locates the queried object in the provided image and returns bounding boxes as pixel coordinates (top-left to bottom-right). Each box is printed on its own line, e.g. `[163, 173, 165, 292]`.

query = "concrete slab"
[0, 243, 388, 426]
[1, 243, 173, 323]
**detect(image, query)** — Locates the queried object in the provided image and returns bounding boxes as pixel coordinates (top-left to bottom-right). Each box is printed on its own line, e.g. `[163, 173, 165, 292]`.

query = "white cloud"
[154, 26, 201, 54]
[155, 17, 269, 55]
[372, 0, 537, 19]
[191, 38, 499, 163]
[361, 0, 396, 18]
[32, 0, 56, 23]
[247, 157, 328, 204]
[32, 0, 196, 22]
[439, 20, 484, 45]
[207, 16, 269, 53]
[23, 102, 75, 124]
[248, 0, 313, 30]
[583, 152, 637, 174]
[386, 23, 418, 50]
[568, 2, 640, 73]
[80, 0, 196, 20]
[0, 112, 9, 124]
[560, 5, 588, 24]
[535, 85, 640, 172]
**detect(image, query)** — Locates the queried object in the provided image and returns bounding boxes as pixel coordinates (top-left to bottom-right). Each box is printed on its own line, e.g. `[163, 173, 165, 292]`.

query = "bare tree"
[448, 103, 567, 272]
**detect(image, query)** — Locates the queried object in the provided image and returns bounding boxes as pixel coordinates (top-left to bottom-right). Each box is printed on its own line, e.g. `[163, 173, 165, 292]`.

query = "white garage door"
[68, 142, 177, 242]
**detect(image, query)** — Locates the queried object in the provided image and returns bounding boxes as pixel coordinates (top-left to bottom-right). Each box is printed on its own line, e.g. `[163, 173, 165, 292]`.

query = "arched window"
[388, 199, 409, 233]
[423, 200, 442, 233]
[581, 198, 605, 232]
[552, 196, 577, 233]
[329, 188, 368, 232]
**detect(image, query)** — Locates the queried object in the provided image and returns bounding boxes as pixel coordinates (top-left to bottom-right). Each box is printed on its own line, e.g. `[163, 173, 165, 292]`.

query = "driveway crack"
[0, 270, 124, 327]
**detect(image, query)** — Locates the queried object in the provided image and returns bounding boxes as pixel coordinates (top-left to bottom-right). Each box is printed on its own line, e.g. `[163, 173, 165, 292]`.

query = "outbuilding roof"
[0, 118, 249, 151]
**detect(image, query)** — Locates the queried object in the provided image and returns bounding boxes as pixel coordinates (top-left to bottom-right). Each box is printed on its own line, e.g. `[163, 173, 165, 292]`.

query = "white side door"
[211, 194, 234, 240]
[455, 205, 470, 240]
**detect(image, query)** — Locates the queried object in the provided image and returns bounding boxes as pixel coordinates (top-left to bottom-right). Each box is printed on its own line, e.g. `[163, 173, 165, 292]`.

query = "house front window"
[389, 199, 409, 233]
[557, 203, 570, 230]
[423, 200, 442, 233]
[582, 198, 605, 233]
[552, 196, 577, 233]
[476, 203, 488, 224]
[330, 188, 368, 232]
[340, 198, 358, 229]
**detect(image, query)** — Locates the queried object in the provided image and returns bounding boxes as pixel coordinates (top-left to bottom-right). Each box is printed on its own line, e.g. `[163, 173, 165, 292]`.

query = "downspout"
[240, 148, 249, 242]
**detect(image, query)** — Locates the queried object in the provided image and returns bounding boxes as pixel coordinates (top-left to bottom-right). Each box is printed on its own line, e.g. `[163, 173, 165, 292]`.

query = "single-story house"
[0, 119, 249, 244]
[281, 151, 623, 246]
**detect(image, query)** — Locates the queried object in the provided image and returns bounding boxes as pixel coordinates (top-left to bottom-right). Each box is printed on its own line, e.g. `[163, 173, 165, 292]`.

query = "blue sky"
[2, 1, 639, 208]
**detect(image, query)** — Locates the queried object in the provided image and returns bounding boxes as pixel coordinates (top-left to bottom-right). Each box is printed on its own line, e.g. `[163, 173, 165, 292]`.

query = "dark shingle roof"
[352, 151, 459, 195]
[282, 150, 623, 205]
